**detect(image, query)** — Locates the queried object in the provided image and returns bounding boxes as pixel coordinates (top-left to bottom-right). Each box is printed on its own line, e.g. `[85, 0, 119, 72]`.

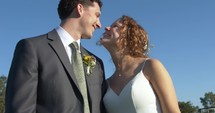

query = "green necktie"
[70, 42, 90, 113]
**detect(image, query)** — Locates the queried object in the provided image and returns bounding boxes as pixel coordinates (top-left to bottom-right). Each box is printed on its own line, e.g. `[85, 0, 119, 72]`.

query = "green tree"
[0, 75, 7, 113]
[200, 92, 215, 108]
[179, 101, 199, 113]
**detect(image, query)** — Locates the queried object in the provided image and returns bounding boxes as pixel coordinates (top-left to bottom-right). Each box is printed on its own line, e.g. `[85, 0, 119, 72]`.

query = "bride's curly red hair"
[116, 15, 149, 58]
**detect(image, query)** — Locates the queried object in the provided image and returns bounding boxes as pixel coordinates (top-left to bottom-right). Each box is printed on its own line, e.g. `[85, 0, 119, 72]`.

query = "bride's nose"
[105, 27, 110, 31]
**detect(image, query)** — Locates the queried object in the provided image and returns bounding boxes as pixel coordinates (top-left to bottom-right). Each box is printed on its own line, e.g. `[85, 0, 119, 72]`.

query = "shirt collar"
[55, 26, 81, 47]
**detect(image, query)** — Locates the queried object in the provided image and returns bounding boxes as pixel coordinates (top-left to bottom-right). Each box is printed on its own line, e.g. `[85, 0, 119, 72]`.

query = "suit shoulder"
[18, 29, 56, 43]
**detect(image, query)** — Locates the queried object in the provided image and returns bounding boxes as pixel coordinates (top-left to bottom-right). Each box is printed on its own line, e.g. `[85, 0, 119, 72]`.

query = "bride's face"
[100, 18, 123, 48]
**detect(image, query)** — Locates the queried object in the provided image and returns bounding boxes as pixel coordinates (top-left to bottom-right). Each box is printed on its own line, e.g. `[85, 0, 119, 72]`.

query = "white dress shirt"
[55, 26, 81, 63]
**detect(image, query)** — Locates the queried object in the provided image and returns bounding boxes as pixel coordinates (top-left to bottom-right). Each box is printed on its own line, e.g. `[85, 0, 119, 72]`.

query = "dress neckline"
[109, 73, 141, 96]
[108, 59, 149, 96]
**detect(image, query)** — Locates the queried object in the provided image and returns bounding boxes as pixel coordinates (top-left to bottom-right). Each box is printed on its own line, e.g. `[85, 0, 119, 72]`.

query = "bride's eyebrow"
[111, 23, 121, 28]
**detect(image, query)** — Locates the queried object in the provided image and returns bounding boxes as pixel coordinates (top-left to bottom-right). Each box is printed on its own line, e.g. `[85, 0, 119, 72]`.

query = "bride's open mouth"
[101, 33, 111, 39]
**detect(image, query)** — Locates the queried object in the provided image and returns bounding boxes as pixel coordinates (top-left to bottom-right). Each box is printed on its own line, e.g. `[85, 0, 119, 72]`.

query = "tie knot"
[71, 41, 79, 51]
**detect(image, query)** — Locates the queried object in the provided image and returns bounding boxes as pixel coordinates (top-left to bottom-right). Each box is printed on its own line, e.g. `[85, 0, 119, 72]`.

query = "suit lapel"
[47, 30, 79, 88]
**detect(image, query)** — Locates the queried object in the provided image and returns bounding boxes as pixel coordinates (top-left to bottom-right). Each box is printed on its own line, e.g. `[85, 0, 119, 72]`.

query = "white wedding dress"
[103, 62, 162, 113]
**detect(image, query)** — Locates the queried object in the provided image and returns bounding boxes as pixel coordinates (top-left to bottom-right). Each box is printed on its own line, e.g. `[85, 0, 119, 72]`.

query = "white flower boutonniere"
[83, 54, 96, 75]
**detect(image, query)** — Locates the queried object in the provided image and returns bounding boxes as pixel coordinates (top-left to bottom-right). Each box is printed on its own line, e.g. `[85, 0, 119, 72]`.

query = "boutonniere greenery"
[83, 54, 96, 75]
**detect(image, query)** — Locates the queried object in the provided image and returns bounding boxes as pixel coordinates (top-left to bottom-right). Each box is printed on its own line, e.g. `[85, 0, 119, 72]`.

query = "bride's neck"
[113, 55, 144, 76]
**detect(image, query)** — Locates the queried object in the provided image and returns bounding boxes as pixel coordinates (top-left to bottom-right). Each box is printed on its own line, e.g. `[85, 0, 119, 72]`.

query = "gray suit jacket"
[5, 29, 107, 113]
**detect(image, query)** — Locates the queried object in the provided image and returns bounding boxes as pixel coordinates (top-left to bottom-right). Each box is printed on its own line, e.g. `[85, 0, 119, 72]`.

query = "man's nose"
[96, 20, 102, 28]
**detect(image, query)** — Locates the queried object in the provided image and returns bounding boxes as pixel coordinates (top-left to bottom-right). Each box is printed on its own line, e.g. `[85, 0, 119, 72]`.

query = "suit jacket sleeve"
[5, 39, 38, 113]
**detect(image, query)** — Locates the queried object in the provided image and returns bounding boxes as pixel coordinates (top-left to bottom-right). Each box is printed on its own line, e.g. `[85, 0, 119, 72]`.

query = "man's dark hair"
[58, 0, 102, 20]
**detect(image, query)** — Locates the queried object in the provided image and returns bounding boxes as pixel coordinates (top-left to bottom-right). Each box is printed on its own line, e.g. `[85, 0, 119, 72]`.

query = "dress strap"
[106, 78, 111, 86]
[141, 58, 149, 70]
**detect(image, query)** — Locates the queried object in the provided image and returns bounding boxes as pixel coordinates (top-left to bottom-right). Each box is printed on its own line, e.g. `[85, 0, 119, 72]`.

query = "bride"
[100, 15, 181, 113]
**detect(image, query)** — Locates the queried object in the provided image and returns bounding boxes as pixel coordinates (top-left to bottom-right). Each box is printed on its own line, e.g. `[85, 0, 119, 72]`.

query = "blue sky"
[1, 0, 215, 108]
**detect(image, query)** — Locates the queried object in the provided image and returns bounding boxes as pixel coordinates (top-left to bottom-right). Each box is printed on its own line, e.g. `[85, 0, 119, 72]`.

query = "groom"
[5, 0, 107, 113]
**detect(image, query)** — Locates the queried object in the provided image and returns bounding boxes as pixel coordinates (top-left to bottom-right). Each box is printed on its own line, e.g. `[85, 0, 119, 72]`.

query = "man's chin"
[81, 34, 93, 39]
[82, 37, 91, 39]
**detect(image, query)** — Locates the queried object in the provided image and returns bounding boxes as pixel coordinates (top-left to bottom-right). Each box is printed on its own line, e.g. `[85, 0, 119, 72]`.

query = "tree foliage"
[179, 101, 199, 113]
[200, 92, 215, 108]
[0, 75, 7, 113]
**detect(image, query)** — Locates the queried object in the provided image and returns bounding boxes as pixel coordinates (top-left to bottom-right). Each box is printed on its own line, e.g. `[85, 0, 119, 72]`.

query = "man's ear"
[77, 3, 84, 16]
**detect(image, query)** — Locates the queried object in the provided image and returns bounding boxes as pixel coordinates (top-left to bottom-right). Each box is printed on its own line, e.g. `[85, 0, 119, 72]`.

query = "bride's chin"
[100, 40, 106, 45]
[99, 38, 105, 43]
[99, 40, 108, 45]
[97, 39, 106, 45]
